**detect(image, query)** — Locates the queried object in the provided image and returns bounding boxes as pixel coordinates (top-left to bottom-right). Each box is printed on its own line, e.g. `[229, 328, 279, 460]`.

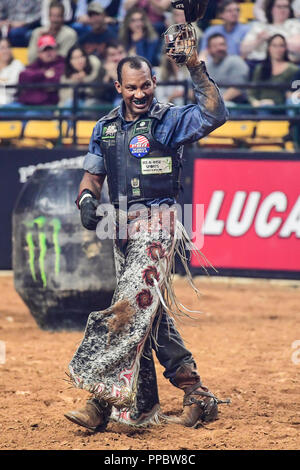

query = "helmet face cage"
[164, 23, 197, 65]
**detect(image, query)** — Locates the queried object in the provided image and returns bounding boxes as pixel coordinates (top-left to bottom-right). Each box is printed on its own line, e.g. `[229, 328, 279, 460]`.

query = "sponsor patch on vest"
[131, 177, 140, 188]
[132, 188, 141, 197]
[129, 135, 150, 158]
[133, 119, 151, 135]
[102, 124, 117, 139]
[141, 157, 172, 175]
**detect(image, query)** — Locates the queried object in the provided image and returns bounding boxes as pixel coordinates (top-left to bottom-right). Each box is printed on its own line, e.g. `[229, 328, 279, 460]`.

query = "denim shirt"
[83, 63, 228, 205]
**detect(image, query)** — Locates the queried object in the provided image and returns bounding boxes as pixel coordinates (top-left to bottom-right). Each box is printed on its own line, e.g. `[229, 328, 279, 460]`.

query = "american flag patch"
[129, 135, 150, 158]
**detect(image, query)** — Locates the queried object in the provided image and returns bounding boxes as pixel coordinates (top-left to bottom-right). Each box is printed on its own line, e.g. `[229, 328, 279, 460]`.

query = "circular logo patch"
[129, 135, 150, 158]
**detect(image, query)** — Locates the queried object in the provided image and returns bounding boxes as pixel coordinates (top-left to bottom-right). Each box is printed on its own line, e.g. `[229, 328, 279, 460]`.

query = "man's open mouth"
[133, 97, 148, 107]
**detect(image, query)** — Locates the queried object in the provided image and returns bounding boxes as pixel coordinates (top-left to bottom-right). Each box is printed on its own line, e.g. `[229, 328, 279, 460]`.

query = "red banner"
[191, 159, 300, 271]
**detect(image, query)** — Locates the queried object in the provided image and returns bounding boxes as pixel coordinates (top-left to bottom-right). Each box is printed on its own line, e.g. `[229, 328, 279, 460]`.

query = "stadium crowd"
[0, 0, 300, 120]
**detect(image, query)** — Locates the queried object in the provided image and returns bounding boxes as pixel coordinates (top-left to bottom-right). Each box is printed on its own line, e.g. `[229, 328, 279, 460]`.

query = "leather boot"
[170, 363, 219, 427]
[64, 398, 111, 431]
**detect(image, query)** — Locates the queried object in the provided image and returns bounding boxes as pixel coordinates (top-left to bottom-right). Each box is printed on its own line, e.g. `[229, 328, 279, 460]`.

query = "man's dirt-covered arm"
[156, 49, 228, 148]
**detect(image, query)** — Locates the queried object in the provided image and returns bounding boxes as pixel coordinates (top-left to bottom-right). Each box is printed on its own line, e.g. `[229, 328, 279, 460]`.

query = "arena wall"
[1, 148, 299, 279]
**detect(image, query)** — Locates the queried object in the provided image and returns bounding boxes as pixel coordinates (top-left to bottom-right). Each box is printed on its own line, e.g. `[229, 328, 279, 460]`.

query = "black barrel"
[12, 168, 116, 330]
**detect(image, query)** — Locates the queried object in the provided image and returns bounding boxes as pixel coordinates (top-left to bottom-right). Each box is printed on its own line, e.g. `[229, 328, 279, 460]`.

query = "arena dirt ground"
[0, 273, 299, 451]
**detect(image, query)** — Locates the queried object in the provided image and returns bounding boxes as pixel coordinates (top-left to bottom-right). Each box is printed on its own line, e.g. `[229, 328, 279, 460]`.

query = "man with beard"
[64, 47, 228, 431]
[206, 33, 249, 106]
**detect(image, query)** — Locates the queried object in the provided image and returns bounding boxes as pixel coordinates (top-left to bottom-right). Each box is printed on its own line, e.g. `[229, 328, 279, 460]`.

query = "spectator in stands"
[41, 0, 75, 26]
[59, 44, 101, 111]
[96, 40, 126, 105]
[254, 0, 300, 21]
[0, 39, 24, 105]
[28, 1, 77, 64]
[291, 0, 300, 17]
[205, 33, 250, 108]
[197, 0, 219, 31]
[155, 53, 193, 106]
[241, 0, 300, 64]
[123, 0, 171, 35]
[118, 7, 161, 66]
[248, 34, 298, 109]
[78, 2, 116, 59]
[17, 35, 65, 107]
[0, 0, 42, 47]
[199, 0, 250, 60]
[72, 0, 121, 37]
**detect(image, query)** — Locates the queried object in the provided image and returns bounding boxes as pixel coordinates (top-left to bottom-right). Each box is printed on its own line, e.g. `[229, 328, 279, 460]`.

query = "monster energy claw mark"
[24, 217, 62, 288]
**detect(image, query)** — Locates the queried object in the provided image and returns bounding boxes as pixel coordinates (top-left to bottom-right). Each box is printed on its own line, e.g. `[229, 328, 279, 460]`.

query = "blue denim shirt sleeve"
[82, 121, 107, 175]
[154, 62, 228, 148]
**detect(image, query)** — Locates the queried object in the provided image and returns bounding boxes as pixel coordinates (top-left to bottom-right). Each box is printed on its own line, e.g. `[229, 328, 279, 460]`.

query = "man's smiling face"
[115, 62, 156, 121]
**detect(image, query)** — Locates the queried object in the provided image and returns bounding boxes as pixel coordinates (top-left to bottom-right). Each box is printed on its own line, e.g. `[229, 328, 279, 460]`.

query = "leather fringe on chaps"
[67, 210, 210, 427]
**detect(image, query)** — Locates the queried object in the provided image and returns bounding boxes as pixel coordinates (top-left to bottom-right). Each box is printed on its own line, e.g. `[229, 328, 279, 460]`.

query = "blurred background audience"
[59, 44, 101, 111]
[78, 2, 116, 59]
[241, 0, 300, 67]
[248, 33, 298, 109]
[200, 0, 250, 60]
[123, 0, 171, 35]
[41, 0, 75, 26]
[0, 0, 42, 47]
[28, 1, 77, 63]
[0, 39, 24, 105]
[205, 33, 250, 108]
[18, 35, 65, 107]
[155, 53, 193, 105]
[118, 6, 161, 66]
[96, 39, 126, 105]
[0, 0, 298, 124]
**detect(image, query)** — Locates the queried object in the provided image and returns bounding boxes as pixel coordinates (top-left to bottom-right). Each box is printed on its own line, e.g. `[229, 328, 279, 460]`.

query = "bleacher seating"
[211, 2, 254, 24]
[0, 121, 23, 141]
[199, 120, 257, 148]
[63, 121, 97, 146]
[12, 48, 28, 65]
[199, 120, 294, 150]
[239, 2, 255, 23]
[12, 120, 68, 148]
[246, 120, 293, 151]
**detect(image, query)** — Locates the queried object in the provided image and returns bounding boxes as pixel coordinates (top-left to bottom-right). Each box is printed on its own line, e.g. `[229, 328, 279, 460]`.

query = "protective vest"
[98, 102, 183, 206]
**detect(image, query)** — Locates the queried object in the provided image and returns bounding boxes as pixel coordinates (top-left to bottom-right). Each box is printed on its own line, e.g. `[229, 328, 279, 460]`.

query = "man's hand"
[44, 68, 55, 79]
[185, 47, 201, 68]
[77, 189, 102, 231]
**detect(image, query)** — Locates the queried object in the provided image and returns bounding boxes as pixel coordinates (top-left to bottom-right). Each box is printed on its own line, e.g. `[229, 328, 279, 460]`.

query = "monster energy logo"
[24, 216, 61, 288]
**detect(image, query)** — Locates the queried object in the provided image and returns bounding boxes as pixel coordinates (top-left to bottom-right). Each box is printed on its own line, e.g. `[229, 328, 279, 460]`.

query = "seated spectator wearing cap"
[0, 0, 42, 47]
[78, 2, 116, 59]
[72, 0, 124, 36]
[199, 0, 250, 61]
[28, 1, 77, 64]
[17, 35, 65, 107]
[205, 34, 250, 109]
